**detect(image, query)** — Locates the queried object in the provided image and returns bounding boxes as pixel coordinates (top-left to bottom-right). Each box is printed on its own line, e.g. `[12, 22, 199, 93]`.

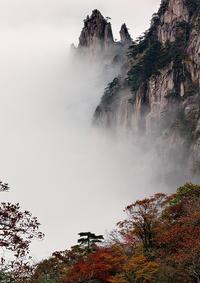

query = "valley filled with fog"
[0, 0, 165, 260]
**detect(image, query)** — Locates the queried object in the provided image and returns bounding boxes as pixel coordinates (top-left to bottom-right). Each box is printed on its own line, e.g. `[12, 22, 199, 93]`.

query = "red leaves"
[118, 193, 169, 254]
[63, 247, 124, 283]
[0, 181, 44, 282]
[31, 183, 200, 283]
[0, 201, 43, 258]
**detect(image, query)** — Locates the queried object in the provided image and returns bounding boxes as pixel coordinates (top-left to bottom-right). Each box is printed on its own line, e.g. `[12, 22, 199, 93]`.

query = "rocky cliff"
[93, 0, 200, 180]
[120, 24, 132, 46]
[77, 10, 132, 66]
[78, 9, 114, 53]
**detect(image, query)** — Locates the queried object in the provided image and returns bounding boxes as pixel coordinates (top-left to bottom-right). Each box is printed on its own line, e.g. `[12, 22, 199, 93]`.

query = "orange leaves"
[31, 183, 200, 283]
[108, 274, 127, 283]
[109, 255, 159, 283]
[126, 256, 159, 283]
[63, 247, 125, 283]
[118, 192, 168, 254]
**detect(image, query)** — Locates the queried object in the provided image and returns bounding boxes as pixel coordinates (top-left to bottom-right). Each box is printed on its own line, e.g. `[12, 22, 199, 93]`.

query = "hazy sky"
[0, 0, 161, 42]
[0, 0, 162, 261]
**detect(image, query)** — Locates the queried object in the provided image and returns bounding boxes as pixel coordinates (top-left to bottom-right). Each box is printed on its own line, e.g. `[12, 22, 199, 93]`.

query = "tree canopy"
[29, 183, 200, 283]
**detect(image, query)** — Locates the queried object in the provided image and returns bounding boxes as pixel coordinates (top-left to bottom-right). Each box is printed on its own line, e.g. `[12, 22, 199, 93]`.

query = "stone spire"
[78, 9, 114, 52]
[120, 24, 132, 46]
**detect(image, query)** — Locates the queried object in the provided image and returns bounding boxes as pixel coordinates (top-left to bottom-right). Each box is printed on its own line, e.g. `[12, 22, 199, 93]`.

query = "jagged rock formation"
[94, 0, 200, 179]
[120, 24, 132, 46]
[77, 10, 132, 65]
[78, 9, 114, 53]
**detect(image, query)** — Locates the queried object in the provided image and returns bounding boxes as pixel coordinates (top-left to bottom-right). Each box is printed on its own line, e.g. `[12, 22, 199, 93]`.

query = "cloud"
[0, 0, 162, 261]
[0, 0, 161, 41]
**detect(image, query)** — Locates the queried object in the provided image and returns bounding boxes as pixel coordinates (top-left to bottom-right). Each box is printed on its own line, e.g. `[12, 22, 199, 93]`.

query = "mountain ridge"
[89, 0, 200, 181]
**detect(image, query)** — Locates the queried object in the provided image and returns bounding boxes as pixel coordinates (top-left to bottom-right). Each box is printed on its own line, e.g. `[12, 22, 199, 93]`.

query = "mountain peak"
[120, 23, 132, 45]
[91, 9, 104, 18]
[78, 9, 114, 51]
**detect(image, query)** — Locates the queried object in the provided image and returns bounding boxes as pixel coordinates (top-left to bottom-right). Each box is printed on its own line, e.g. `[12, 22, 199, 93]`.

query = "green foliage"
[165, 90, 181, 100]
[184, 82, 199, 98]
[185, 0, 200, 17]
[127, 41, 162, 91]
[127, 27, 157, 59]
[127, 36, 187, 93]
[177, 182, 200, 198]
[101, 77, 121, 105]
[78, 232, 104, 252]
[103, 0, 195, 107]
[0, 271, 16, 283]
[157, 0, 170, 17]
[30, 257, 65, 283]
[170, 183, 200, 205]
[127, 0, 170, 59]
[126, 4, 191, 95]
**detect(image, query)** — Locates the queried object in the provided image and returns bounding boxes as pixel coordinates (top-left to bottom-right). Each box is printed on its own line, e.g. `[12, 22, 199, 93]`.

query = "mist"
[0, 0, 165, 261]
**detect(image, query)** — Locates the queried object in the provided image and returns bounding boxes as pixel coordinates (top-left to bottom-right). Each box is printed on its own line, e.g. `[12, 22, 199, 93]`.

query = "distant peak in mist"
[77, 9, 132, 52]
[119, 23, 132, 45]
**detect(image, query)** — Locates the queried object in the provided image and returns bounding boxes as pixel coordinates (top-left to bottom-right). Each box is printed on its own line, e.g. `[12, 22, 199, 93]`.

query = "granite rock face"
[93, 0, 200, 180]
[77, 9, 132, 66]
[78, 10, 114, 53]
[157, 0, 189, 43]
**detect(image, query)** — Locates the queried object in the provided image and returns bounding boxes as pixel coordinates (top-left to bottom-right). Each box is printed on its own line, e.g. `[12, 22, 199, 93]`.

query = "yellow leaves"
[108, 254, 159, 283]
[135, 260, 159, 282]
[111, 255, 159, 283]
[109, 274, 128, 283]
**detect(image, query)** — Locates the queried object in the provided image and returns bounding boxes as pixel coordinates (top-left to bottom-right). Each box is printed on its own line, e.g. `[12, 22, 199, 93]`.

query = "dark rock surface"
[120, 24, 132, 46]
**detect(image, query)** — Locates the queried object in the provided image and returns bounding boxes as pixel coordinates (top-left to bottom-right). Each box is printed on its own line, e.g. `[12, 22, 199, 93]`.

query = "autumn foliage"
[26, 183, 200, 283]
[0, 182, 44, 282]
[1, 182, 200, 282]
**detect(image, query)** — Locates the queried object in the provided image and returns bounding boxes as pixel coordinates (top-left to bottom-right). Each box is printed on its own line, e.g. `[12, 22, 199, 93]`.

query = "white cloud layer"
[0, 0, 162, 261]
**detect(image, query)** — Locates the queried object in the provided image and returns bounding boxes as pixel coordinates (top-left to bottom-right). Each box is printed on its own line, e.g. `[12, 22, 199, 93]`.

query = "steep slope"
[94, 0, 200, 178]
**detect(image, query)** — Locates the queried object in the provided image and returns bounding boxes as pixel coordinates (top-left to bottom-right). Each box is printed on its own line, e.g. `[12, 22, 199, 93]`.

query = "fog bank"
[0, 0, 163, 260]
